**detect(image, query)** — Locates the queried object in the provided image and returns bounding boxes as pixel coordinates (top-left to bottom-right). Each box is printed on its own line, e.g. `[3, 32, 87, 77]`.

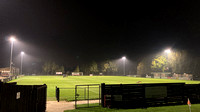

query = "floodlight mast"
[164, 48, 171, 77]
[9, 37, 16, 76]
[122, 56, 126, 76]
[21, 51, 24, 75]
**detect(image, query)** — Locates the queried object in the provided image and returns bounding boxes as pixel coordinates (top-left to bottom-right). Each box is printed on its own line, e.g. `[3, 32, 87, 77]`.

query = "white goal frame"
[72, 72, 83, 76]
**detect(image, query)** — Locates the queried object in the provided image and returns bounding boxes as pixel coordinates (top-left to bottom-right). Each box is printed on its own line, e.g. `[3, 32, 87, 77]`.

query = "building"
[0, 67, 19, 76]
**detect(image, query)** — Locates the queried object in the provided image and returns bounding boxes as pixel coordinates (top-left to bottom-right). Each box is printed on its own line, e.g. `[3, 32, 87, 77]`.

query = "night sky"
[1, 1, 200, 70]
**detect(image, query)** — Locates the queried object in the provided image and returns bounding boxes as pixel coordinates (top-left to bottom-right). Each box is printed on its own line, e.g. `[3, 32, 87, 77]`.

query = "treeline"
[137, 50, 200, 77]
[79, 60, 118, 75]
[41, 60, 126, 75]
[41, 49, 200, 77]
[42, 61, 65, 75]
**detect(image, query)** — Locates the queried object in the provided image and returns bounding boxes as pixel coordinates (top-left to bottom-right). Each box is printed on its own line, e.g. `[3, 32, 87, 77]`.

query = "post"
[99, 84, 101, 105]
[75, 86, 77, 109]
[56, 86, 60, 102]
[101, 83, 105, 107]
[21, 52, 24, 75]
[84, 87, 86, 100]
[124, 59, 126, 75]
[187, 98, 192, 112]
[189, 106, 191, 112]
[44, 84, 47, 109]
[88, 85, 89, 108]
[10, 41, 14, 76]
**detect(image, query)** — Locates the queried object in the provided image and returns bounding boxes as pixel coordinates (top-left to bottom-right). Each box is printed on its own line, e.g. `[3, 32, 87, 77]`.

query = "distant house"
[0, 67, 19, 76]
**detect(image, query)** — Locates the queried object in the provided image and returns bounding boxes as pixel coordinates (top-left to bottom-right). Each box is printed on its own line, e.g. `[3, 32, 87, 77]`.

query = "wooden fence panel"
[185, 84, 200, 103]
[35, 85, 47, 112]
[101, 83, 200, 109]
[0, 82, 47, 112]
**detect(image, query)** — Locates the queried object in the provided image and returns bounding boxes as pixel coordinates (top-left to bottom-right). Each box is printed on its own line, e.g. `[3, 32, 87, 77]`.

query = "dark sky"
[1, 0, 200, 69]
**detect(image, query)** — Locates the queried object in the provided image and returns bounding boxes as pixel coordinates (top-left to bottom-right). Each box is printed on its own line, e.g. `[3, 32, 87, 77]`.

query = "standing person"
[66, 71, 70, 77]
[63, 73, 66, 78]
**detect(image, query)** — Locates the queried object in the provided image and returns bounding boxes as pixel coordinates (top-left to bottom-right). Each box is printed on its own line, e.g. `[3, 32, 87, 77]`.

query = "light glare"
[122, 56, 126, 60]
[10, 37, 16, 42]
[21, 51, 24, 55]
[164, 49, 171, 54]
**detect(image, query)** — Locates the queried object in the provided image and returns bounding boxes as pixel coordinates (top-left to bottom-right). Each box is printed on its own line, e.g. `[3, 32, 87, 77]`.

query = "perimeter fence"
[101, 83, 200, 109]
[0, 82, 47, 112]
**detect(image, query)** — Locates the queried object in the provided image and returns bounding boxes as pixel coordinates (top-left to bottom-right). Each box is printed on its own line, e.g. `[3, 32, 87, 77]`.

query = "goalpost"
[72, 72, 83, 76]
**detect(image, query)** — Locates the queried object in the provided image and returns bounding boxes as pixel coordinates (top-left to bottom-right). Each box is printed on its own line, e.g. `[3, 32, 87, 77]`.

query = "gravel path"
[46, 100, 100, 112]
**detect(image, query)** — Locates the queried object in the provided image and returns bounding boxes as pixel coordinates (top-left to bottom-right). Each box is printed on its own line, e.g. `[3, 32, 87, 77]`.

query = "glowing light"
[21, 51, 24, 55]
[10, 36, 16, 42]
[122, 56, 126, 60]
[164, 49, 171, 54]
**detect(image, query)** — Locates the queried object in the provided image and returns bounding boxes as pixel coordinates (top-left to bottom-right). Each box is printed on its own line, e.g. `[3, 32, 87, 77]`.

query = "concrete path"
[46, 100, 100, 112]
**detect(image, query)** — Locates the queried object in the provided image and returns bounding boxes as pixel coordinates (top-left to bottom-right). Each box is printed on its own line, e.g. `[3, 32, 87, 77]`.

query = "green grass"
[9, 76, 200, 101]
[65, 104, 200, 112]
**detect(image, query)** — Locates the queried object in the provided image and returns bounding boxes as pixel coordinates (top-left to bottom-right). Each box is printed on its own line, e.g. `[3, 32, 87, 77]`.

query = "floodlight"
[21, 51, 24, 55]
[122, 56, 126, 60]
[164, 49, 171, 54]
[10, 37, 16, 42]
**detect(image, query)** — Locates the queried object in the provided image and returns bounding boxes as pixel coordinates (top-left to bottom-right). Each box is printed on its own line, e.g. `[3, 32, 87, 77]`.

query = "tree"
[151, 55, 167, 72]
[137, 56, 152, 75]
[192, 57, 200, 77]
[42, 61, 65, 75]
[51, 62, 59, 75]
[102, 60, 118, 75]
[80, 64, 90, 75]
[168, 50, 192, 74]
[137, 49, 200, 78]
[89, 61, 99, 74]
[137, 62, 145, 75]
[74, 65, 80, 72]
[109, 61, 118, 73]
[57, 65, 65, 74]
[42, 61, 51, 75]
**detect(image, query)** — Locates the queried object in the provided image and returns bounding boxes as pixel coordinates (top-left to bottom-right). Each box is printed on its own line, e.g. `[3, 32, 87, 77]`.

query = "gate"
[55, 87, 76, 101]
[75, 84, 101, 109]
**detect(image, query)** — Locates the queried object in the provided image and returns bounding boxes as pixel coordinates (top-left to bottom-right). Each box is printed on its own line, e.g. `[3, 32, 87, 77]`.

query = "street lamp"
[21, 51, 24, 75]
[122, 56, 126, 76]
[9, 36, 16, 76]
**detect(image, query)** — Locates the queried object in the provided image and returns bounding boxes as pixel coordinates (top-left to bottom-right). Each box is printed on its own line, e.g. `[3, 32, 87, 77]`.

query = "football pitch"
[10, 76, 200, 101]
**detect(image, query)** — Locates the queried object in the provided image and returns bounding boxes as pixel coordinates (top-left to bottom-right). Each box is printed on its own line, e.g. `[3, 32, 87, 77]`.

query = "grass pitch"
[10, 76, 200, 101]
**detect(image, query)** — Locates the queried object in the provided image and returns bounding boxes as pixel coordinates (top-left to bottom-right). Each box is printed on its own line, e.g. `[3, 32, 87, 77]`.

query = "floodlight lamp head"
[122, 56, 126, 60]
[21, 51, 24, 55]
[10, 36, 16, 42]
[164, 49, 171, 54]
